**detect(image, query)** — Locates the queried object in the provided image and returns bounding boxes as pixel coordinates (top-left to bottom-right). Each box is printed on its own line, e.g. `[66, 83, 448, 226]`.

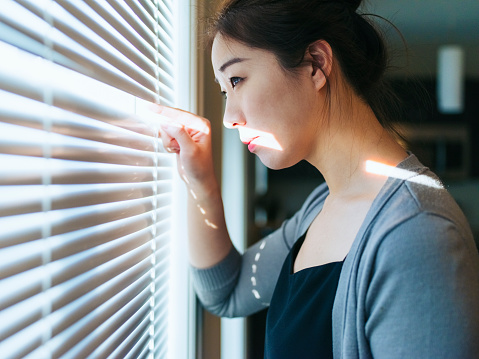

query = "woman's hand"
[155, 105, 232, 269]
[156, 105, 217, 191]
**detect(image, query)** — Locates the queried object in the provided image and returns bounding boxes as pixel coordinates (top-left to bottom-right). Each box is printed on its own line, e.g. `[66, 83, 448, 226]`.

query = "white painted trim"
[221, 127, 247, 359]
[168, 1, 197, 359]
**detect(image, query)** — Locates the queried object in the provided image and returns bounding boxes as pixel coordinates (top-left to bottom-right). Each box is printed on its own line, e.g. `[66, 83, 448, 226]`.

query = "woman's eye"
[230, 77, 242, 88]
[220, 77, 243, 100]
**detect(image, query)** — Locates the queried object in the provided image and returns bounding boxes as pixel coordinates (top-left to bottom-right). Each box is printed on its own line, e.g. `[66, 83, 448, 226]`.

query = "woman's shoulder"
[374, 153, 468, 228]
[355, 162, 479, 283]
[362, 153, 476, 257]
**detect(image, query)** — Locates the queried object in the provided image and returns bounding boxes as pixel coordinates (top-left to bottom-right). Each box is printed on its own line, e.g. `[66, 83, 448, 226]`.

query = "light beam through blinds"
[0, 0, 185, 358]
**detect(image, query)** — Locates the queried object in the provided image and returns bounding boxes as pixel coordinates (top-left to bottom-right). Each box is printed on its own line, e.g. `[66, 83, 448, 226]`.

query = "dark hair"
[208, 0, 404, 136]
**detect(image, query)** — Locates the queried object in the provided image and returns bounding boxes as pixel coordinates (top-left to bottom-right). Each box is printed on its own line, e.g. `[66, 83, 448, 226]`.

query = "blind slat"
[49, 201, 171, 238]
[157, 0, 175, 27]
[0, 183, 173, 217]
[0, 226, 171, 336]
[0, 154, 172, 186]
[0, 275, 44, 340]
[0, 191, 171, 249]
[50, 250, 153, 336]
[0, 247, 154, 354]
[57, 0, 160, 79]
[0, 41, 174, 125]
[125, 0, 174, 51]
[0, 240, 44, 282]
[124, 326, 152, 359]
[51, 273, 152, 358]
[85, 0, 158, 63]
[0, 41, 146, 122]
[51, 227, 156, 287]
[125, 0, 156, 34]
[0, 198, 158, 242]
[0, 17, 79, 72]
[0, 4, 162, 102]
[51, 245, 153, 314]
[0, 122, 157, 166]
[146, 0, 176, 42]
[110, 313, 151, 359]
[60, 0, 176, 94]
[0, 231, 154, 313]
[0, 215, 169, 286]
[0, 310, 44, 359]
[98, 0, 175, 76]
[106, 0, 156, 49]
[0, 257, 153, 358]
[86, 297, 152, 359]
[50, 211, 156, 260]
[19, 0, 166, 96]
[138, 0, 157, 21]
[0, 90, 160, 150]
[154, 305, 169, 351]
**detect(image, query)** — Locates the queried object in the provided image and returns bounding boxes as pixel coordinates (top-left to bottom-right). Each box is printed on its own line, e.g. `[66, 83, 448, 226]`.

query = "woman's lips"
[241, 137, 258, 145]
[241, 137, 259, 152]
[237, 128, 283, 151]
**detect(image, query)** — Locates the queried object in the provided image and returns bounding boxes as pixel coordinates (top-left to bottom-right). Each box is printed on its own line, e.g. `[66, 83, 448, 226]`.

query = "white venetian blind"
[0, 0, 184, 358]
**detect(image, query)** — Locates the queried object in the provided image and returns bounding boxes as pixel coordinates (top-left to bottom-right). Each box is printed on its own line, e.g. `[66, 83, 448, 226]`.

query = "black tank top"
[264, 234, 343, 359]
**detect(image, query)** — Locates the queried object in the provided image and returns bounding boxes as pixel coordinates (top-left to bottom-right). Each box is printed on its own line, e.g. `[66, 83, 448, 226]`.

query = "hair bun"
[343, 0, 362, 12]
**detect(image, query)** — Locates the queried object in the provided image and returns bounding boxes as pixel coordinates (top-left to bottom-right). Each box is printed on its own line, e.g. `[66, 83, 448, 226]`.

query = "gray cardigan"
[191, 154, 479, 358]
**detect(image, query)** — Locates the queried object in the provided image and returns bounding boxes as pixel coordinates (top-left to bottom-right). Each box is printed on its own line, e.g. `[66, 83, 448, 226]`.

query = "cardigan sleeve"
[365, 212, 479, 358]
[189, 227, 290, 318]
[190, 183, 328, 318]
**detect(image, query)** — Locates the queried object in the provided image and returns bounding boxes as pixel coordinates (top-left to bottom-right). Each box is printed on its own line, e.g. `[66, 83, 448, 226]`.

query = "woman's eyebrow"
[219, 57, 248, 72]
[215, 57, 249, 83]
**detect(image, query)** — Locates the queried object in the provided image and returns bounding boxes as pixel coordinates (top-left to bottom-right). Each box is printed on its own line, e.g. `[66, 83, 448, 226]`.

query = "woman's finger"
[154, 104, 210, 135]
[158, 125, 178, 151]
[160, 124, 196, 151]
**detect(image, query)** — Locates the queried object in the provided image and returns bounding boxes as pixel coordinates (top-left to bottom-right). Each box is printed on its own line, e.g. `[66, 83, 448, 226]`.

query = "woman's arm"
[157, 105, 233, 270]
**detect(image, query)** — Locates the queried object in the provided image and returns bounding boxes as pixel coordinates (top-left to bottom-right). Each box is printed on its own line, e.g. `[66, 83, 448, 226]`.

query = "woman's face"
[211, 35, 324, 170]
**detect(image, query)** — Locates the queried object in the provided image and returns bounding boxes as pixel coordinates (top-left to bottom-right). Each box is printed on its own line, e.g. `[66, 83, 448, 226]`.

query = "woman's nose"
[222, 100, 245, 129]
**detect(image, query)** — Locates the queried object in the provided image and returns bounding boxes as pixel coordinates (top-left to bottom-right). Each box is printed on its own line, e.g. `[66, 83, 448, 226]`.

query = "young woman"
[159, 0, 479, 357]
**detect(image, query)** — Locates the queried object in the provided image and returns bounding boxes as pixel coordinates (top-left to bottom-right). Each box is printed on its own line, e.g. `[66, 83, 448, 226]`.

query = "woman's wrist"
[186, 174, 222, 203]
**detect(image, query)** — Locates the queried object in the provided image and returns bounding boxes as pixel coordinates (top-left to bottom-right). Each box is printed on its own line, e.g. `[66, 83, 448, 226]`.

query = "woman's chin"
[256, 153, 299, 171]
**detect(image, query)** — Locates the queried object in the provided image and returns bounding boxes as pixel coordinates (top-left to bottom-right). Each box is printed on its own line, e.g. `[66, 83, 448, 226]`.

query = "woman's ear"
[306, 40, 333, 91]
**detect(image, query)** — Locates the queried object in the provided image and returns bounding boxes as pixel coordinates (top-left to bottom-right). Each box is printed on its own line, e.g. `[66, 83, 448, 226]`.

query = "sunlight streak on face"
[365, 160, 443, 189]
[237, 127, 283, 151]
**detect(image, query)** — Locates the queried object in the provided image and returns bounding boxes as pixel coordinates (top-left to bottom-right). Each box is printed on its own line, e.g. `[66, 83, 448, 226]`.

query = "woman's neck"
[307, 96, 408, 199]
